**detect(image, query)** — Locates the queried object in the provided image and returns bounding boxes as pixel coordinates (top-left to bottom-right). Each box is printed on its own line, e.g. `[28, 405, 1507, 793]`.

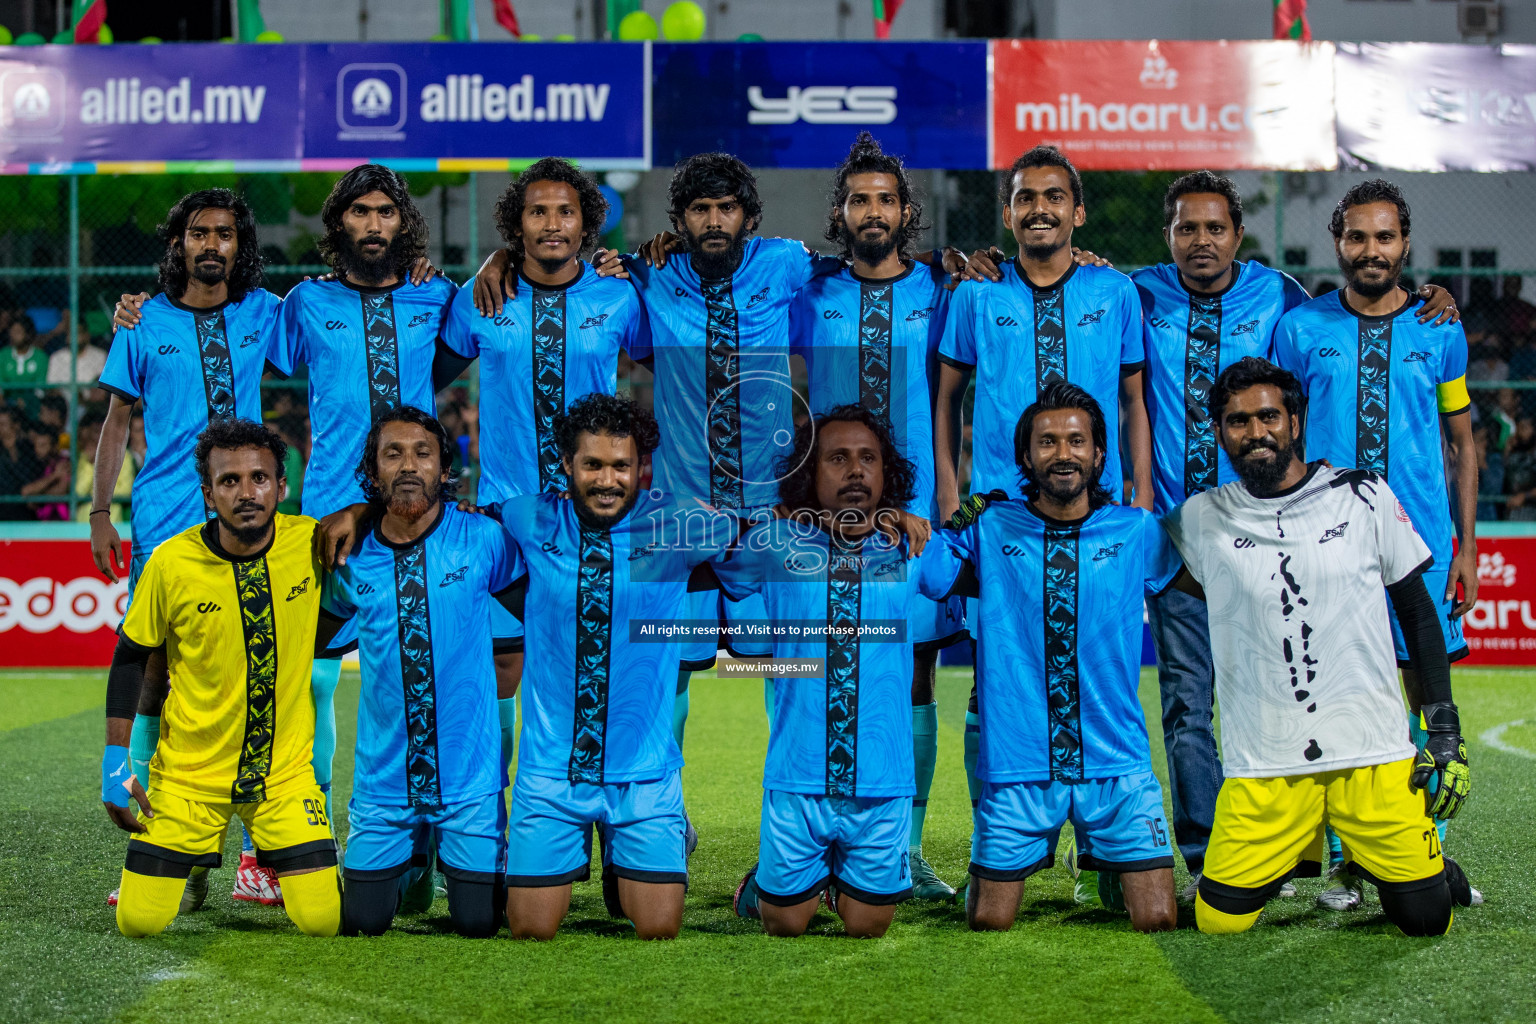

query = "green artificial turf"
[0, 667, 1531, 1023]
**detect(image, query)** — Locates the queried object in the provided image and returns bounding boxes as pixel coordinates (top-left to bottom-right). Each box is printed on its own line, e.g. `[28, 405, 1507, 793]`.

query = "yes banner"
[989, 39, 1336, 171]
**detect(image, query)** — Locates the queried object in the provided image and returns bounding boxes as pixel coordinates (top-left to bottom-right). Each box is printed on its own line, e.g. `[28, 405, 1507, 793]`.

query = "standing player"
[790, 134, 964, 899]
[318, 408, 517, 938]
[937, 383, 1178, 932]
[101, 420, 340, 938]
[724, 407, 955, 937]
[1163, 358, 1470, 936]
[1273, 181, 1479, 908]
[92, 189, 285, 908]
[439, 158, 650, 776]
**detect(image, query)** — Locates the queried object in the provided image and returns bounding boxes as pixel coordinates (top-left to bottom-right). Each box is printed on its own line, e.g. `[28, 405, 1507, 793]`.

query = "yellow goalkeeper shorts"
[125, 783, 337, 876]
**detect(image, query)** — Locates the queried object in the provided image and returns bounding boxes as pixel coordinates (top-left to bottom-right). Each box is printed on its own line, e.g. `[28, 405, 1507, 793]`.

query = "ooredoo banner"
[989, 39, 1337, 171]
[1462, 537, 1536, 666]
[0, 537, 127, 667]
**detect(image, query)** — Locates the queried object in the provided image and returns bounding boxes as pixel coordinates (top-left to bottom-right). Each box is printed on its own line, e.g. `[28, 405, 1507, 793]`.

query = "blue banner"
[301, 42, 649, 168]
[649, 41, 988, 169]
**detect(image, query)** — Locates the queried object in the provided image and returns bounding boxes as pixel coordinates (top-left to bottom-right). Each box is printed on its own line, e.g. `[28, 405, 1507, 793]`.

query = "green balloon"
[553, 33, 575, 41]
[661, 1, 706, 41]
[139, 35, 162, 44]
[97, 24, 112, 44]
[429, 33, 451, 41]
[521, 33, 542, 41]
[738, 33, 764, 42]
[255, 30, 284, 43]
[0, 26, 13, 46]
[51, 29, 73, 44]
[15, 32, 45, 46]
[617, 11, 657, 41]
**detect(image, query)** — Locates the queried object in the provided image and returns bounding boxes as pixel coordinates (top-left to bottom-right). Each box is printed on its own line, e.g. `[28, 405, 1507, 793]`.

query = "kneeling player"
[1162, 358, 1470, 936]
[943, 383, 1180, 933]
[722, 407, 953, 938]
[101, 420, 340, 938]
[318, 408, 519, 938]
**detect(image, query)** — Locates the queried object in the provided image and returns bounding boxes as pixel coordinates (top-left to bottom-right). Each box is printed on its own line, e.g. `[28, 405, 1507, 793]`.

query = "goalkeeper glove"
[1409, 702, 1470, 821]
[101, 745, 133, 807]
[945, 489, 1008, 531]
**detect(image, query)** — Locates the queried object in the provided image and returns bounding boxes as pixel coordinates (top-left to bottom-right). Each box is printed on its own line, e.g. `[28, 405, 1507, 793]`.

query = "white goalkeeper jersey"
[1161, 464, 1428, 778]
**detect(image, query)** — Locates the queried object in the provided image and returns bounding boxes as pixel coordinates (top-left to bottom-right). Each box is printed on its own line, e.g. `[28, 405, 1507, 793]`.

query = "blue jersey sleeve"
[622, 284, 652, 362]
[1280, 273, 1311, 314]
[440, 287, 481, 360]
[1117, 279, 1145, 367]
[788, 288, 813, 362]
[480, 516, 525, 594]
[320, 567, 357, 621]
[1271, 308, 1304, 380]
[1439, 323, 1469, 386]
[711, 523, 766, 600]
[1140, 510, 1183, 594]
[915, 531, 967, 600]
[683, 507, 743, 569]
[938, 282, 979, 367]
[98, 327, 143, 401]
[782, 240, 845, 290]
[271, 284, 308, 377]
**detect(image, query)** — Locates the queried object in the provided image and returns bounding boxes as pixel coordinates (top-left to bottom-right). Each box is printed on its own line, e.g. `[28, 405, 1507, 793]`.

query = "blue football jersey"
[938, 261, 1144, 499]
[497, 491, 738, 785]
[627, 237, 843, 510]
[98, 290, 283, 551]
[1274, 291, 1469, 567]
[439, 265, 651, 505]
[939, 500, 1182, 782]
[1132, 261, 1310, 515]
[321, 505, 521, 808]
[714, 521, 961, 798]
[792, 262, 951, 518]
[272, 276, 457, 518]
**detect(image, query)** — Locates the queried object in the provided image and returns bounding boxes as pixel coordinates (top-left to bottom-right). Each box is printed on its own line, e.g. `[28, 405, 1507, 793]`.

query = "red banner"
[1463, 537, 1536, 665]
[0, 538, 128, 667]
[989, 39, 1336, 171]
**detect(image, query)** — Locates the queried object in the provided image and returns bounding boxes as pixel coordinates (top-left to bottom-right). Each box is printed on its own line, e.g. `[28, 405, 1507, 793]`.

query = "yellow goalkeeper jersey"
[121, 513, 323, 804]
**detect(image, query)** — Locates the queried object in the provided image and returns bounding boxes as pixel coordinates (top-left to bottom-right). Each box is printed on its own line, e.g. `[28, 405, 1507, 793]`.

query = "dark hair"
[825, 131, 927, 261]
[355, 405, 459, 505]
[1330, 178, 1410, 239]
[999, 145, 1083, 208]
[194, 418, 288, 487]
[155, 189, 265, 303]
[554, 393, 661, 460]
[1013, 381, 1113, 509]
[38, 392, 67, 420]
[1210, 356, 1307, 425]
[667, 152, 763, 235]
[494, 157, 609, 264]
[1164, 170, 1243, 232]
[9, 313, 35, 341]
[776, 404, 915, 513]
[318, 164, 430, 276]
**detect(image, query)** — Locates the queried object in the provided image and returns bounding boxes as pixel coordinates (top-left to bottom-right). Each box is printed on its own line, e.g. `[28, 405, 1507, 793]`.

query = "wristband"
[90, 509, 110, 517]
[101, 745, 133, 806]
[1421, 701, 1461, 735]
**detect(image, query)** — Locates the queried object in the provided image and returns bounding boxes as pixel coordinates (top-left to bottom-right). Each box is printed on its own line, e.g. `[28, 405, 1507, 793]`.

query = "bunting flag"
[1274, 0, 1311, 41]
[872, 0, 902, 40]
[493, 0, 522, 37]
[70, 0, 107, 43]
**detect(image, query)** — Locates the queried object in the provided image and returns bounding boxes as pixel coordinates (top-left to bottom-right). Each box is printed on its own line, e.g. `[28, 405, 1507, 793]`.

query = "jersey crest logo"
[994, 316, 1019, 328]
[1319, 522, 1349, 544]
[1092, 542, 1123, 561]
[628, 542, 657, 561]
[493, 315, 515, 328]
[1076, 308, 1106, 326]
[579, 314, 611, 329]
[873, 558, 904, 577]
[325, 320, 348, 331]
[157, 344, 180, 355]
[197, 601, 222, 613]
[1001, 542, 1029, 557]
[1149, 316, 1172, 330]
[357, 582, 375, 595]
[1396, 501, 1411, 524]
[407, 312, 433, 329]
[541, 540, 564, 556]
[1404, 350, 1431, 363]
[239, 332, 262, 349]
[439, 565, 469, 586]
[1233, 537, 1256, 549]
[747, 285, 771, 307]
[822, 308, 844, 320]
[1318, 346, 1341, 358]
[286, 577, 310, 601]
[1232, 319, 1260, 335]
[906, 306, 934, 321]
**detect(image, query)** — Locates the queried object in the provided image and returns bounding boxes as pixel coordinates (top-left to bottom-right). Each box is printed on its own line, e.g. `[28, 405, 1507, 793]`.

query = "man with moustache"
[1273, 180, 1480, 908]
[317, 407, 519, 938]
[1161, 357, 1470, 936]
[937, 383, 1180, 933]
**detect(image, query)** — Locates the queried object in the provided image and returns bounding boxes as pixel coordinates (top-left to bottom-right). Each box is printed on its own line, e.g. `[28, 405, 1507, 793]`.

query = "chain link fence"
[0, 168, 1528, 522]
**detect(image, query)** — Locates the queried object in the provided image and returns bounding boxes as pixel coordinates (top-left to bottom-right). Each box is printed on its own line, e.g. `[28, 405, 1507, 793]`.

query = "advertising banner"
[989, 39, 1337, 171]
[650, 41, 987, 169]
[1462, 538, 1536, 666]
[301, 42, 650, 168]
[0, 43, 303, 168]
[1335, 43, 1536, 172]
[0, 537, 128, 667]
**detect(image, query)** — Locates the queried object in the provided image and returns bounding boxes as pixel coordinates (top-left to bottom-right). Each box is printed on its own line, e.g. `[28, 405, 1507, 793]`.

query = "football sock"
[764, 677, 776, 726]
[309, 657, 343, 791]
[240, 819, 255, 854]
[1194, 893, 1261, 935]
[910, 702, 938, 850]
[673, 670, 690, 748]
[445, 874, 503, 938]
[341, 874, 400, 936]
[116, 868, 185, 937]
[1407, 710, 1449, 845]
[127, 713, 160, 791]
[279, 867, 342, 937]
[498, 697, 518, 777]
[1326, 826, 1343, 868]
[964, 710, 981, 814]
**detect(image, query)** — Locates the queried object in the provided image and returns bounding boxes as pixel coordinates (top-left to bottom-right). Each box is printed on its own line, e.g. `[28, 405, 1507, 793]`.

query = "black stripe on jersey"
[1034, 286, 1068, 387]
[702, 279, 745, 508]
[1356, 319, 1392, 474]
[392, 542, 443, 810]
[361, 292, 403, 419]
[194, 310, 237, 422]
[531, 288, 568, 492]
[569, 527, 615, 784]
[1042, 526, 1083, 782]
[1183, 295, 1222, 496]
[858, 282, 894, 422]
[231, 556, 279, 803]
[825, 537, 862, 797]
